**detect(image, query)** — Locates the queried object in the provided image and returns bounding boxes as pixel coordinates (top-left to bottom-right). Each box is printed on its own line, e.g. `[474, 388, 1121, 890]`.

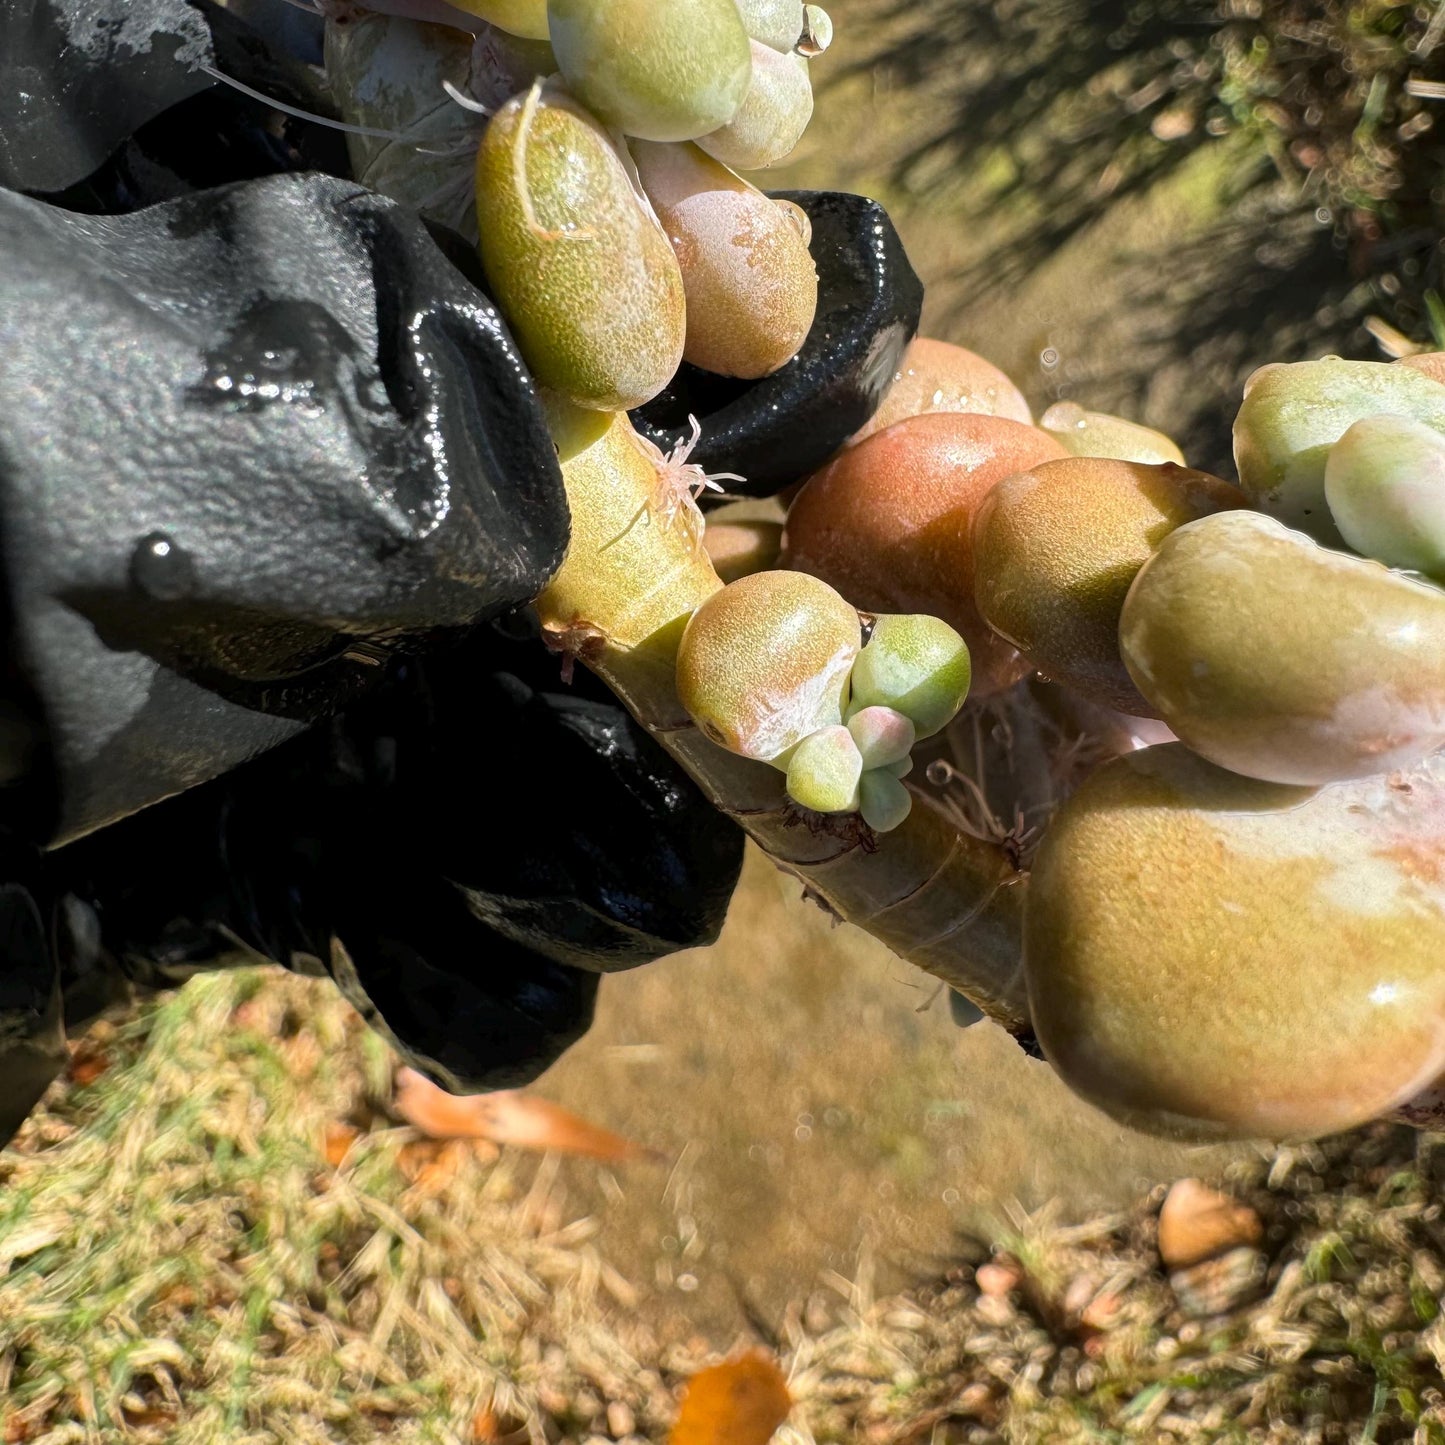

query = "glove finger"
[0, 175, 567, 843]
[0, 0, 217, 194]
[332, 625, 746, 972]
[326, 861, 600, 1096]
[4, 0, 342, 200]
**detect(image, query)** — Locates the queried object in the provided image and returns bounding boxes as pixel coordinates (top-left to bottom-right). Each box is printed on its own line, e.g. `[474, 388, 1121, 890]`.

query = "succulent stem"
[535, 411, 1029, 1026]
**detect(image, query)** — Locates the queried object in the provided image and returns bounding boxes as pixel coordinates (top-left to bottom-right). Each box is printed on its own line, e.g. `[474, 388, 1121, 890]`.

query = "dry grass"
[0, 970, 680, 1445]
[5, 962, 1445, 1444]
[795, 1127, 1445, 1443]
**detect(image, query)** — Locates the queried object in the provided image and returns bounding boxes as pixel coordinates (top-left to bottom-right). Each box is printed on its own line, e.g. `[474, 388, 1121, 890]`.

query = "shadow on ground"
[766, 0, 1445, 476]
[537, 849, 1242, 1342]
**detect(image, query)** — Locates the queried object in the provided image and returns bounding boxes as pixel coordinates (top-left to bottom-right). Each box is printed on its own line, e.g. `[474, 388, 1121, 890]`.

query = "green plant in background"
[848, 0, 1445, 468]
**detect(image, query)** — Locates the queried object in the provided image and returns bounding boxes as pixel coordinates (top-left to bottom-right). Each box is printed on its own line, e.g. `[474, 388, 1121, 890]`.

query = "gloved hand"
[0, 0, 922, 1147]
[0, 174, 569, 848]
[48, 619, 745, 1101]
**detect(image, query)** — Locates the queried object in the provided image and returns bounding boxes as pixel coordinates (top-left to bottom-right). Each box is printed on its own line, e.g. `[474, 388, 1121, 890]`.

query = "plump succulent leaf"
[1120, 509, 1445, 784]
[475, 85, 685, 410]
[1027, 743, 1445, 1142]
[676, 570, 861, 761]
[548, 0, 751, 141]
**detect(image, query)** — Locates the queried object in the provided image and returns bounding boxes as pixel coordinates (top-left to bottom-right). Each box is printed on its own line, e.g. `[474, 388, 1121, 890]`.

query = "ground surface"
[775, 0, 1443, 475]
[4, 871, 1445, 1442]
[542, 851, 1241, 1343]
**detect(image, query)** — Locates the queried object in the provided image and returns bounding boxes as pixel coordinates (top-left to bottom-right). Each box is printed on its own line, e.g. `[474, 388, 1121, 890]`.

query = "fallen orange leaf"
[471, 1401, 528, 1443]
[394, 1068, 650, 1162]
[397, 1137, 473, 1193]
[667, 1351, 791, 1445]
[66, 1042, 111, 1087]
[323, 1122, 361, 1168]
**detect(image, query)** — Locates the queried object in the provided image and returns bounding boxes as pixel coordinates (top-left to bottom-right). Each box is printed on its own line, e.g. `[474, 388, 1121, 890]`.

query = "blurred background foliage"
[809, 0, 1445, 471]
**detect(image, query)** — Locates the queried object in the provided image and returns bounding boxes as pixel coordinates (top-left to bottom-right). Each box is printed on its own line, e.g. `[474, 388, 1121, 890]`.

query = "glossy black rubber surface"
[39, 622, 743, 1105]
[0, 176, 568, 845]
[0, 4, 930, 1134]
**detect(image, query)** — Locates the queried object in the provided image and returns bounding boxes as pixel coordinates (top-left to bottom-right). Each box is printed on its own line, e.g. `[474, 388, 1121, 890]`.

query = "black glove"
[1, 0, 337, 199]
[47, 620, 744, 1104]
[0, 174, 568, 847]
[632, 189, 924, 497]
[0, 0, 921, 1147]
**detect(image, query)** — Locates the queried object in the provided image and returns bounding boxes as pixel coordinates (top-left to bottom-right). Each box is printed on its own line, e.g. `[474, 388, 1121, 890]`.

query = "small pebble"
[1158, 1178, 1263, 1269]
[975, 1259, 1022, 1297]
[1169, 1246, 1268, 1317]
[1061, 1273, 1099, 1320]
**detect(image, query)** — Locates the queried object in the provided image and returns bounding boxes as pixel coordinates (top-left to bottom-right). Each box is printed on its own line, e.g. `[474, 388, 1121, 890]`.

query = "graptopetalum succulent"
[320, 2, 1445, 1143]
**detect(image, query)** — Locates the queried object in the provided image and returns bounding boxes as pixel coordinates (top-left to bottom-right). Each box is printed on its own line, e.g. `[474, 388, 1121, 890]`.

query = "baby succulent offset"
[1119, 509, 1445, 785]
[846, 705, 915, 769]
[548, 0, 751, 141]
[845, 706, 918, 830]
[785, 725, 863, 812]
[475, 86, 685, 410]
[858, 769, 911, 832]
[1026, 743, 1445, 1142]
[847, 614, 971, 739]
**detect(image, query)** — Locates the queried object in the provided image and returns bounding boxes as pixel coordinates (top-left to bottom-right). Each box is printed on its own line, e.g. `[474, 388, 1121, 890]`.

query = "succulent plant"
[1026, 744, 1445, 1141]
[785, 724, 864, 812]
[851, 337, 1034, 444]
[847, 614, 971, 740]
[1324, 414, 1445, 577]
[973, 457, 1245, 715]
[782, 411, 1068, 695]
[696, 41, 813, 171]
[1233, 357, 1445, 545]
[1039, 402, 1186, 466]
[630, 140, 818, 379]
[547, 0, 752, 142]
[1120, 509, 1445, 785]
[309, 0, 1445, 1146]
[475, 85, 686, 410]
[675, 570, 860, 761]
